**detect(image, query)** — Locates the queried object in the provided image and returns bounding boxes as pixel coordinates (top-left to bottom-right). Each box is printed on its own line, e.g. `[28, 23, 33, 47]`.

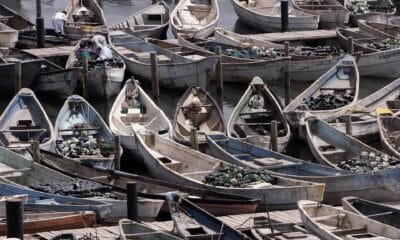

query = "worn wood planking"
[22, 46, 75, 58]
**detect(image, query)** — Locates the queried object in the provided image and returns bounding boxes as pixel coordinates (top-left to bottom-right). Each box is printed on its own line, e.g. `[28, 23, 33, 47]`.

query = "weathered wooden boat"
[134, 129, 325, 210]
[64, 0, 107, 40]
[0, 88, 54, 157]
[18, 28, 77, 49]
[327, 77, 400, 142]
[298, 200, 400, 240]
[0, 211, 97, 235]
[0, 49, 45, 97]
[336, 28, 380, 53]
[41, 149, 260, 216]
[110, 1, 169, 39]
[342, 196, 400, 229]
[110, 31, 218, 89]
[166, 192, 248, 240]
[119, 219, 182, 240]
[213, 27, 282, 48]
[0, 21, 17, 48]
[292, 0, 350, 28]
[284, 55, 359, 132]
[153, 36, 289, 83]
[0, 3, 34, 30]
[344, 0, 396, 26]
[230, 0, 319, 32]
[358, 19, 400, 39]
[66, 39, 126, 99]
[377, 111, 400, 158]
[227, 77, 290, 152]
[250, 216, 318, 240]
[173, 86, 225, 146]
[171, 0, 219, 38]
[109, 78, 172, 154]
[207, 133, 400, 204]
[54, 95, 120, 169]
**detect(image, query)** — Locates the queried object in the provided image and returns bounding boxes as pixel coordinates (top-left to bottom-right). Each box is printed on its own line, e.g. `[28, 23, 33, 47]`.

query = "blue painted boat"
[166, 192, 248, 240]
[207, 133, 400, 204]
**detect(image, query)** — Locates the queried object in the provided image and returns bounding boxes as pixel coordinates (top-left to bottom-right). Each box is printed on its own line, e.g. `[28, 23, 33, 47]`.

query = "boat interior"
[67, 0, 104, 26]
[294, 0, 344, 10]
[379, 114, 400, 147]
[0, 4, 33, 30]
[173, 0, 217, 30]
[239, 0, 309, 16]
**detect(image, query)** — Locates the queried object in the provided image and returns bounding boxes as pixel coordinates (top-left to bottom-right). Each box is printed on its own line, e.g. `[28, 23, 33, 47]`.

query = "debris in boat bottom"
[337, 151, 400, 172]
[30, 179, 114, 198]
[56, 136, 114, 158]
[304, 92, 354, 110]
[203, 166, 276, 188]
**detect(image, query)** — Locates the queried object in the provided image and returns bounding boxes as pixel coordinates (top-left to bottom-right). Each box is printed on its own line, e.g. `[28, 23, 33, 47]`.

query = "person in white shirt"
[52, 11, 67, 36]
[98, 46, 113, 60]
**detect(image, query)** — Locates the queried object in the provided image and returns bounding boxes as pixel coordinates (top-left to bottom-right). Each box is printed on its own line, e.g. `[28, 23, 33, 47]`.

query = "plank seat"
[236, 122, 282, 126]
[331, 227, 367, 235]
[320, 87, 355, 91]
[3, 129, 46, 133]
[58, 127, 100, 132]
[311, 213, 346, 221]
[366, 211, 393, 218]
[239, 111, 273, 116]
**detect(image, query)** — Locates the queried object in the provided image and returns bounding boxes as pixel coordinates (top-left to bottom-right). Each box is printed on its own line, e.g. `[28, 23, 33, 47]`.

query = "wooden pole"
[284, 41, 291, 106]
[32, 141, 41, 164]
[36, 0, 45, 48]
[271, 120, 278, 152]
[127, 182, 138, 221]
[150, 52, 160, 106]
[6, 199, 23, 239]
[214, 46, 224, 112]
[348, 36, 354, 55]
[190, 125, 199, 150]
[345, 115, 352, 136]
[82, 56, 89, 99]
[114, 135, 121, 171]
[14, 60, 21, 94]
[281, 0, 289, 32]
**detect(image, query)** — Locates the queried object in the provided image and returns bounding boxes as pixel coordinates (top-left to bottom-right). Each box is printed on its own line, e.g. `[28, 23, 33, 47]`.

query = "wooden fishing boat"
[109, 79, 172, 154]
[377, 111, 400, 158]
[66, 39, 126, 99]
[342, 196, 400, 229]
[18, 28, 77, 49]
[298, 200, 400, 240]
[344, 0, 396, 26]
[227, 77, 290, 152]
[284, 55, 359, 132]
[213, 27, 282, 48]
[152, 36, 289, 83]
[0, 88, 54, 156]
[54, 95, 120, 169]
[171, 0, 219, 38]
[358, 19, 400, 39]
[64, 0, 107, 40]
[336, 28, 380, 54]
[0, 3, 34, 30]
[119, 219, 182, 240]
[207, 133, 400, 204]
[134, 129, 325, 210]
[110, 1, 169, 40]
[110, 31, 218, 89]
[292, 0, 350, 28]
[0, 21, 17, 48]
[230, 0, 319, 32]
[173, 86, 225, 146]
[166, 192, 248, 240]
[250, 216, 318, 240]
[327, 77, 400, 143]
[41, 149, 260, 216]
[0, 211, 96, 235]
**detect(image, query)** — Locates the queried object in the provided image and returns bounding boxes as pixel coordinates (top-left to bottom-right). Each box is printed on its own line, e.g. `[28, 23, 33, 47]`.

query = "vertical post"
[114, 135, 121, 171]
[150, 52, 160, 106]
[281, 0, 289, 32]
[14, 61, 21, 94]
[345, 115, 352, 136]
[82, 56, 89, 99]
[271, 120, 278, 152]
[6, 199, 23, 239]
[127, 182, 138, 221]
[347, 36, 354, 55]
[284, 41, 291, 106]
[32, 141, 41, 164]
[190, 125, 199, 150]
[214, 46, 224, 112]
[36, 0, 45, 48]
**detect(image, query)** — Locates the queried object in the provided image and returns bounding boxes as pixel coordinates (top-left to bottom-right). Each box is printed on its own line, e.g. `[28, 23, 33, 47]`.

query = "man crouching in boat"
[52, 11, 67, 37]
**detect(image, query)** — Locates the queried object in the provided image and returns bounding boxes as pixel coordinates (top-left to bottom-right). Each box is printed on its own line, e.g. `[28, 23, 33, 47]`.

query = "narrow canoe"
[336, 28, 380, 54]
[166, 192, 248, 240]
[358, 19, 400, 39]
[171, 0, 219, 38]
[110, 1, 169, 40]
[173, 86, 225, 146]
[109, 78, 172, 154]
[298, 200, 400, 240]
[377, 111, 400, 158]
[110, 31, 218, 89]
[119, 219, 182, 240]
[228, 77, 290, 152]
[342, 196, 400, 229]
[345, 0, 396, 26]
[18, 28, 77, 49]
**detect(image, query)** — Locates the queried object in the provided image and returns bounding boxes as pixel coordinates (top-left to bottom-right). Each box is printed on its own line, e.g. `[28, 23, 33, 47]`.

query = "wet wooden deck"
[22, 46, 75, 58]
